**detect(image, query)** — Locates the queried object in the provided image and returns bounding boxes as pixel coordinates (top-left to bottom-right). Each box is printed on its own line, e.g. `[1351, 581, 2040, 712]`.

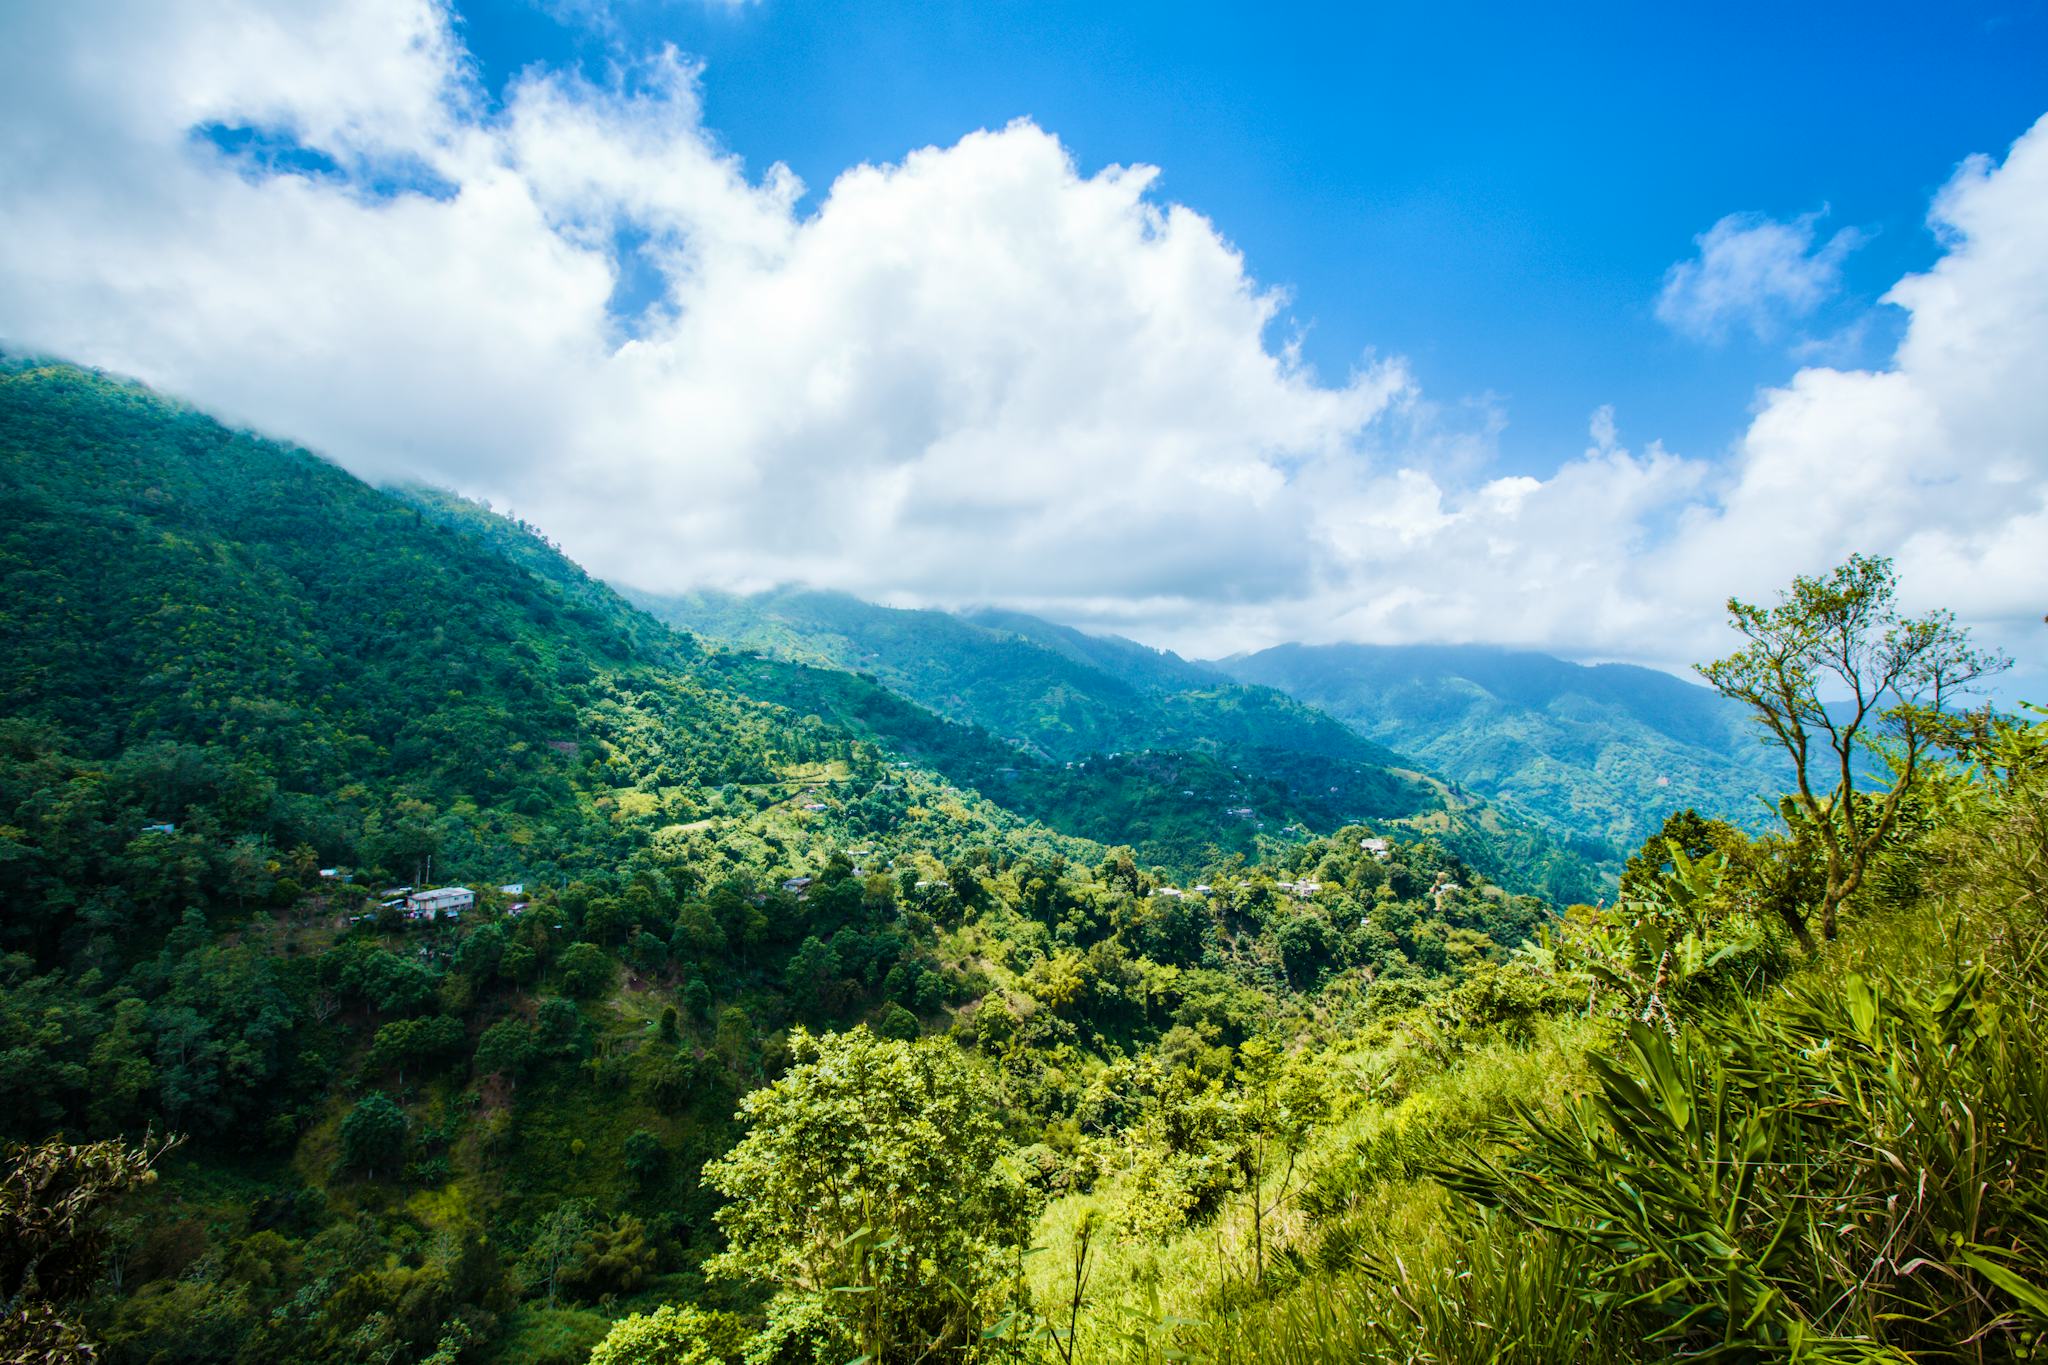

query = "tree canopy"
[703, 1027, 1038, 1363]
[1698, 552, 2007, 941]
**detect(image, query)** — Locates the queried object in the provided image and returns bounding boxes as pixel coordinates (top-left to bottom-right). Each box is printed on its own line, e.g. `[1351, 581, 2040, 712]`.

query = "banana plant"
[1527, 839, 1789, 1030]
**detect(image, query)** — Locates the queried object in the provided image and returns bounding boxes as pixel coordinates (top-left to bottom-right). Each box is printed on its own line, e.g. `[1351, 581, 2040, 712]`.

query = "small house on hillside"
[405, 887, 473, 920]
[782, 876, 815, 895]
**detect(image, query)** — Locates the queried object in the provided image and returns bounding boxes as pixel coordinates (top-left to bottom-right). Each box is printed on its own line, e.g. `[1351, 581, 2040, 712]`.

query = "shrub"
[339, 1092, 407, 1177]
[588, 1303, 744, 1365]
[557, 942, 613, 999]
[703, 1027, 1039, 1360]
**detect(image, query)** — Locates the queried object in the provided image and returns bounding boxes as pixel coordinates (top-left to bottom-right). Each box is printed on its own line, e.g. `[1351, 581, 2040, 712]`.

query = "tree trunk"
[1773, 899, 1818, 956]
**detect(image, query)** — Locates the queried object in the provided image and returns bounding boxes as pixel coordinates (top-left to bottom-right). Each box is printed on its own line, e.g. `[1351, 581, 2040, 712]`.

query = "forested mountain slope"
[1217, 641, 1787, 863]
[635, 586, 1604, 901]
[393, 492, 1435, 879]
[0, 355, 1446, 893]
[632, 586, 1391, 766]
[0, 358, 1581, 1365]
[0, 360, 1025, 901]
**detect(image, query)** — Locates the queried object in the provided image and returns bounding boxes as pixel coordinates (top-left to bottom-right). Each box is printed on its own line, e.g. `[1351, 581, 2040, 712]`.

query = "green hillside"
[632, 587, 1395, 767]
[634, 587, 1605, 902]
[393, 494, 1426, 879]
[1217, 641, 1788, 865]
[11, 359, 2016, 1365]
[0, 360, 1587, 1364]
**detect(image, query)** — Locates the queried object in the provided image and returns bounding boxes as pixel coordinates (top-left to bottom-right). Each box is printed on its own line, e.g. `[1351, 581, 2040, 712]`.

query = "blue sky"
[1, 0, 2043, 688]
[455, 0, 2048, 474]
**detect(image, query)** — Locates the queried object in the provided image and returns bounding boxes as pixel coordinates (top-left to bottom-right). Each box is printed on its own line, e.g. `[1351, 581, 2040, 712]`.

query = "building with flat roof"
[404, 887, 473, 919]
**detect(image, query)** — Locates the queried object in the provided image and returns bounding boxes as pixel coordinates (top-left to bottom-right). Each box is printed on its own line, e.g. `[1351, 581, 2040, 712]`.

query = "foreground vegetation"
[1188, 705, 2048, 1362]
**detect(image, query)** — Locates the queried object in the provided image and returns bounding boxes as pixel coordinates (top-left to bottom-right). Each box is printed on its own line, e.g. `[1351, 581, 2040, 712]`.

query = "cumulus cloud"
[1656, 209, 1863, 342]
[0, 0, 2040, 683]
[1666, 130, 2048, 642]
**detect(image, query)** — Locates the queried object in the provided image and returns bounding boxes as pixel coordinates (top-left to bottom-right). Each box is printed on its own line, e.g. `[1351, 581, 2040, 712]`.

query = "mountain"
[0, 354, 1451, 899]
[1213, 642, 1787, 863]
[392, 499, 1432, 876]
[632, 586, 1386, 766]
[634, 587, 1606, 902]
[0, 358, 1580, 1364]
[0, 359, 1016, 907]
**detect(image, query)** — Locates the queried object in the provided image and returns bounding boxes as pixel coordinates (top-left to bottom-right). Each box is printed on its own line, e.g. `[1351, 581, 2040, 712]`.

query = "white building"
[404, 887, 473, 920]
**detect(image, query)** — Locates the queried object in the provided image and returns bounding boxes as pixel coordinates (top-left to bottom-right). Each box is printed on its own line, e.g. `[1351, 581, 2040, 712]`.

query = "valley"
[2, 359, 2036, 1365]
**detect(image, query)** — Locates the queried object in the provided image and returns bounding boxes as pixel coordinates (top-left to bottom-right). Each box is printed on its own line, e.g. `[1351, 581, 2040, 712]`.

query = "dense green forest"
[4, 360, 2039, 1365]
[632, 587, 1370, 767]
[0, 362, 1557, 1362]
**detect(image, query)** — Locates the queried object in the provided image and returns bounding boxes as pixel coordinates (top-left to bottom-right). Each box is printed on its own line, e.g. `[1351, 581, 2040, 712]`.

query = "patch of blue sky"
[604, 224, 675, 338]
[192, 122, 459, 203]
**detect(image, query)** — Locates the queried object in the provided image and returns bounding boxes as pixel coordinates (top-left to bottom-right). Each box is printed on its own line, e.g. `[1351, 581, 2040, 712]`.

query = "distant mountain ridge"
[957, 606, 1223, 694]
[633, 586, 1611, 901]
[630, 586, 1395, 767]
[636, 588, 1792, 877]
[1214, 641, 1785, 861]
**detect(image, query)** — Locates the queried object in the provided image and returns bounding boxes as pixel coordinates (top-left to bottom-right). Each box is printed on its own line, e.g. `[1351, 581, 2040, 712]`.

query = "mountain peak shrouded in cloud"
[0, 1, 2042, 688]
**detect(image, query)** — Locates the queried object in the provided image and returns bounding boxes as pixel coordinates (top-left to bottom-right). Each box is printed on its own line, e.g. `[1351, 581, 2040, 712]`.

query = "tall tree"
[1697, 554, 2005, 944]
[703, 1027, 1036, 1363]
[338, 1092, 407, 1178]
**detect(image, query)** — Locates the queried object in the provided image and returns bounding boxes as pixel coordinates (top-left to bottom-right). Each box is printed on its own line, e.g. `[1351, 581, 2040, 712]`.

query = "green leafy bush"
[703, 1027, 1040, 1362]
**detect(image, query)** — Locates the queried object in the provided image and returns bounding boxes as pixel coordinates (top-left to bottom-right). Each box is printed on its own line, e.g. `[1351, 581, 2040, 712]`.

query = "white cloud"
[0, 1, 2040, 688]
[1666, 127, 2048, 643]
[1656, 209, 1863, 342]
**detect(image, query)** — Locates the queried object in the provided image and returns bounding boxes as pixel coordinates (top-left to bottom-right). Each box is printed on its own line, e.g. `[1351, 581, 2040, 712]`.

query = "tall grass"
[1004, 724, 2048, 1363]
[1202, 1219, 1633, 1364]
[1017, 1020, 1600, 1362]
[1169, 728, 2048, 1362]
